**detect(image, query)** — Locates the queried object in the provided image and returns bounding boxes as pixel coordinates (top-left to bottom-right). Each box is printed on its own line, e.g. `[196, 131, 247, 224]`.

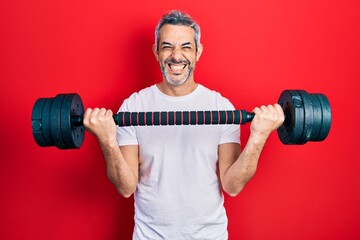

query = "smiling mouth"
[168, 63, 187, 71]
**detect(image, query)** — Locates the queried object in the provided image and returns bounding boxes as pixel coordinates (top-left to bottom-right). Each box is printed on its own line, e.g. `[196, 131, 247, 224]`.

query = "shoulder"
[124, 85, 158, 104]
[119, 85, 157, 111]
[126, 85, 156, 101]
[198, 84, 235, 109]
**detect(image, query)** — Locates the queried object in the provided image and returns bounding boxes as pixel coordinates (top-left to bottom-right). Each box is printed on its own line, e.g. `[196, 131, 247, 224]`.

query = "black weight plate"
[50, 94, 66, 149]
[60, 94, 75, 149]
[42, 98, 55, 146]
[61, 94, 85, 149]
[315, 94, 332, 141]
[298, 90, 313, 144]
[32, 98, 48, 146]
[277, 90, 305, 144]
[308, 93, 322, 141]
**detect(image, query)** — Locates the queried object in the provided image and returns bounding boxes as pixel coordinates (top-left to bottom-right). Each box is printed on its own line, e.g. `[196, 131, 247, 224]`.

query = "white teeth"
[169, 64, 186, 70]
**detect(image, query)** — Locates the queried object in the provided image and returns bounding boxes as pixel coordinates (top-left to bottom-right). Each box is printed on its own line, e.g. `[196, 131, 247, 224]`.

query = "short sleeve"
[218, 99, 241, 145]
[219, 124, 240, 145]
[116, 101, 139, 146]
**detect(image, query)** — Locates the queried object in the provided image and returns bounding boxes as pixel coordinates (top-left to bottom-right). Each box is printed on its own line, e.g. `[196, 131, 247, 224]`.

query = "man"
[83, 10, 284, 240]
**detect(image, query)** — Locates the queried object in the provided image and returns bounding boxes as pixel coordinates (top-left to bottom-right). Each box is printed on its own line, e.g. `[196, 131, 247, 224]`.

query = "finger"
[98, 108, 107, 116]
[267, 104, 277, 113]
[88, 108, 100, 120]
[252, 107, 261, 115]
[260, 105, 270, 113]
[274, 103, 284, 114]
[274, 104, 285, 122]
[83, 108, 93, 119]
[268, 105, 283, 122]
[106, 109, 113, 117]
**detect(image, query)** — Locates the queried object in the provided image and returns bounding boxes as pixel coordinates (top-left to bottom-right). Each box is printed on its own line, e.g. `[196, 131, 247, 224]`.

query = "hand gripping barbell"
[31, 90, 332, 149]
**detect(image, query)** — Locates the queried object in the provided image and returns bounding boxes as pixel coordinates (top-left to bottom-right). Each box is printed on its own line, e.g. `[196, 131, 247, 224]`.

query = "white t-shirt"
[116, 84, 240, 240]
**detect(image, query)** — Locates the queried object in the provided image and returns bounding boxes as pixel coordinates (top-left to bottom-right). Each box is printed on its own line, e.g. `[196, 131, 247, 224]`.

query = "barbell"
[31, 90, 332, 149]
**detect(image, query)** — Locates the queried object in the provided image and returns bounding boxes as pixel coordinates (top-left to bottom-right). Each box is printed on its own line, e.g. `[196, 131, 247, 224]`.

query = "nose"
[170, 47, 183, 60]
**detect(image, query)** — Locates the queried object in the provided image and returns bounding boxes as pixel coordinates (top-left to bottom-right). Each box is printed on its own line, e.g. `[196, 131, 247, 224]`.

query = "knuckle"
[89, 117, 97, 124]
[83, 119, 89, 126]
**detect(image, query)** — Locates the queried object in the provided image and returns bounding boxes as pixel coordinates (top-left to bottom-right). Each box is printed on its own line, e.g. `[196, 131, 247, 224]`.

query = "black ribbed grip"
[113, 110, 254, 126]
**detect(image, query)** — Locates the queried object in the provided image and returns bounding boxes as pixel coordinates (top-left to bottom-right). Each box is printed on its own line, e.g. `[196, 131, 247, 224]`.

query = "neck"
[156, 80, 198, 97]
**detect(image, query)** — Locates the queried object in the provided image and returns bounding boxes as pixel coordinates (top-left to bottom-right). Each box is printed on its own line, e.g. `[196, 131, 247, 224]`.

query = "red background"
[1, 0, 359, 239]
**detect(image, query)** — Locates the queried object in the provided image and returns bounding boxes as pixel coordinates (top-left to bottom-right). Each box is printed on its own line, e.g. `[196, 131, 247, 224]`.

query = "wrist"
[248, 132, 268, 145]
[98, 136, 118, 149]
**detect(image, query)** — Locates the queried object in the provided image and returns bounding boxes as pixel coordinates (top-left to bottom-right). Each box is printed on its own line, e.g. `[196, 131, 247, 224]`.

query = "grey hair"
[155, 10, 201, 51]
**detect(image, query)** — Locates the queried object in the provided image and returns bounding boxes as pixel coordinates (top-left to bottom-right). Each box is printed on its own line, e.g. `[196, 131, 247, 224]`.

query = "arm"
[83, 108, 139, 198]
[219, 104, 284, 197]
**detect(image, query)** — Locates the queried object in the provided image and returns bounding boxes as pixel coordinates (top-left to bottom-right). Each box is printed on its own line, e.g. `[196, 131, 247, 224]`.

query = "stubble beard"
[160, 59, 195, 86]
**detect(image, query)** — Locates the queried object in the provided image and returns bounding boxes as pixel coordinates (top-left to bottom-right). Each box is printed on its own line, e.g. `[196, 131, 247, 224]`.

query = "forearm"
[82, 108, 138, 197]
[223, 134, 267, 196]
[98, 139, 137, 198]
[223, 103, 284, 196]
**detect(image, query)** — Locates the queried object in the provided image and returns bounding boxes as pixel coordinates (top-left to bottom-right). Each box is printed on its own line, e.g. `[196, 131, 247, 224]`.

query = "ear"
[196, 43, 203, 61]
[152, 44, 159, 61]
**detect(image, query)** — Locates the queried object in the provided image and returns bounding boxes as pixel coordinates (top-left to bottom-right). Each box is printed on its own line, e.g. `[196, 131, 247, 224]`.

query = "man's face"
[153, 24, 203, 86]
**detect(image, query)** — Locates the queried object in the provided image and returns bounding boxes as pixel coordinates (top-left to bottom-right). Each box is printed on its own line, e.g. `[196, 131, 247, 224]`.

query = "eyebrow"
[181, 42, 192, 46]
[161, 41, 193, 46]
[161, 42, 172, 46]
